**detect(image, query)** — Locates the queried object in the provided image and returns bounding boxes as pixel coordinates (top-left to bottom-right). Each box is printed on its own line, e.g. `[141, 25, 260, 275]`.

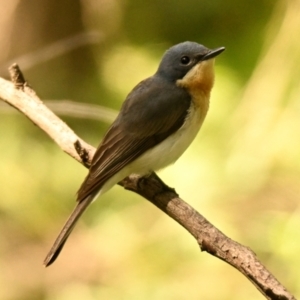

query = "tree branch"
[0, 65, 296, 300]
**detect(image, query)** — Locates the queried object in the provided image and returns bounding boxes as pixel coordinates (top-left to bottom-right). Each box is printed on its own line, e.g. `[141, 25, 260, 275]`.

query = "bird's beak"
[202, 47, 225, 61]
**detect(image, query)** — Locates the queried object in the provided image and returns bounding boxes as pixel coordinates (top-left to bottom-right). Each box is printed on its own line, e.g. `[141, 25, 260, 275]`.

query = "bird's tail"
[43, 195, 94, 267]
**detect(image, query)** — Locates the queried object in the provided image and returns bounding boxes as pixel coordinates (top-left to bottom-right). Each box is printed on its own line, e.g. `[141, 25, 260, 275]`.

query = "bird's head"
[156, 41, 225, 94]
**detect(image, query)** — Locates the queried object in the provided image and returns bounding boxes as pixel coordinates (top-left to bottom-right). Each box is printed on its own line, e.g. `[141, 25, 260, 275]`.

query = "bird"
[44, 41, 225, 266]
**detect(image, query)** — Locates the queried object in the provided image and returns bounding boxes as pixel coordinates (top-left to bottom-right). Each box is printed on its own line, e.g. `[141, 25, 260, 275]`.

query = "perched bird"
[44, 41, 225, 266]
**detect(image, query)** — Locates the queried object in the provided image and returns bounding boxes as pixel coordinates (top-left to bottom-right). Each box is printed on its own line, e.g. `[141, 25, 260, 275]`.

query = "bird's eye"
[180, 56, 191, 65]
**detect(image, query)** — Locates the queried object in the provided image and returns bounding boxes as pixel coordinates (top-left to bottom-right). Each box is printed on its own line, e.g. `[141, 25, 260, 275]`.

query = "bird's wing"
[77, 76, 191, 202]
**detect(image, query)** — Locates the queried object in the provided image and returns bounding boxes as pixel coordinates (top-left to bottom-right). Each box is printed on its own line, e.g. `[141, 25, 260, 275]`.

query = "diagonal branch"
[0, 65, 296, 300]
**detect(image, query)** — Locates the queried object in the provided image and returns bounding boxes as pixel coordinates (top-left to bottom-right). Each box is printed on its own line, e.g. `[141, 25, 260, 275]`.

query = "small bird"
[44, 41, 225, 266]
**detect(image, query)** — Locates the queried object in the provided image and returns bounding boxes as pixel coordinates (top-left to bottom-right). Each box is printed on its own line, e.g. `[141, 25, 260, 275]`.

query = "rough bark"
[0, 65, 296, 300]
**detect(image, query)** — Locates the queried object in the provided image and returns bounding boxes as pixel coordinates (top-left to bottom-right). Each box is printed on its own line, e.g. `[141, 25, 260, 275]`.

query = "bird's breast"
[176, 59, 215, 116]
[131, 98, 208, 172]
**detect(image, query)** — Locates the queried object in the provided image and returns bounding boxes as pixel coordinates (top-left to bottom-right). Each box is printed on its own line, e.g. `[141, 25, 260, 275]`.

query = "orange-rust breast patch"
[176, 59, 215, 114]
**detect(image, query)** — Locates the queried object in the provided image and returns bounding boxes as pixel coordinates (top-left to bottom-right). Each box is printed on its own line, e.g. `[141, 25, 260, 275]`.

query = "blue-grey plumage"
[44, 42, 225, 266]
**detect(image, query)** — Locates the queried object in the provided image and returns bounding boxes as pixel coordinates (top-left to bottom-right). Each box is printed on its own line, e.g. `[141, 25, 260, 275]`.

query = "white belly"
[98, 100, 207, 196]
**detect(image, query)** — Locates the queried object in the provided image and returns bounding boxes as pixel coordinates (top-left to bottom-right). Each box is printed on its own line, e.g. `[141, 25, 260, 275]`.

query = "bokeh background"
[0, 0, 299, 299]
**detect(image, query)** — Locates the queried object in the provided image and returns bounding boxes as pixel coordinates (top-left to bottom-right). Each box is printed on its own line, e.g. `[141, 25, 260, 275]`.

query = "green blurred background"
[0, 0, 299, 299]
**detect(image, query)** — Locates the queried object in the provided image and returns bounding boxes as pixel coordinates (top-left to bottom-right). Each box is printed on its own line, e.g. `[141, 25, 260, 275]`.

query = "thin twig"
[0, 100, 118, 123]
[0, 31, 103, 74]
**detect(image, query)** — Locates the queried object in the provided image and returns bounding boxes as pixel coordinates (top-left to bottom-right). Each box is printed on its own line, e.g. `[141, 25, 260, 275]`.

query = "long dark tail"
[43, 195, 94, 267]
